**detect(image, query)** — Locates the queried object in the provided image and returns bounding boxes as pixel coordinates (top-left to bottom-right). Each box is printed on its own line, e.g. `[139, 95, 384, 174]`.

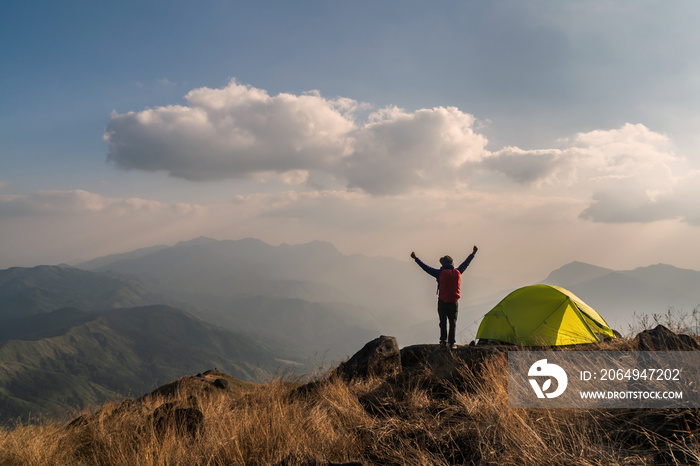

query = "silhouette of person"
[411, 246, 478, 348]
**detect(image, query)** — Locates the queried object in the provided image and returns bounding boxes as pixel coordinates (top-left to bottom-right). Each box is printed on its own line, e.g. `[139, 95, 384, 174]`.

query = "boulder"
[152, 402, 204, 437]
[400, 344, 439, 368]
[392, 345, 509, 397]
[336, 335, 401, 380]
[636, 325, 700, 351]
[213, 378, 229, 390]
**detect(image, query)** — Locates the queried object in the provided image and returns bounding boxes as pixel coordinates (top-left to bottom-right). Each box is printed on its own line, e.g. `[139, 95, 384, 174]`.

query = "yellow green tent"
[476, 284, 615, 346]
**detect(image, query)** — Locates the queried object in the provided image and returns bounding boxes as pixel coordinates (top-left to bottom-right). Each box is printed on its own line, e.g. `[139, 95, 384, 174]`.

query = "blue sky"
[2, 1, 700, 287]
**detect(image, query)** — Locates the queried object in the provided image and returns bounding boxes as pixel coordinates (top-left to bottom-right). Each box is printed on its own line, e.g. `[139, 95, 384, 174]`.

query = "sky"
[2, 0, 700, 288]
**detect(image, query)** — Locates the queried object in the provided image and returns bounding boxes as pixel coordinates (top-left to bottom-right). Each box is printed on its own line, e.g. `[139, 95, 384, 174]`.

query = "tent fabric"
[476, 284, 615, 346]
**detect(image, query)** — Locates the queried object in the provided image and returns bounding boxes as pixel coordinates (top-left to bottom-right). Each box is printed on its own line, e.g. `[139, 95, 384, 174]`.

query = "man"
[411, 246, 478, 349]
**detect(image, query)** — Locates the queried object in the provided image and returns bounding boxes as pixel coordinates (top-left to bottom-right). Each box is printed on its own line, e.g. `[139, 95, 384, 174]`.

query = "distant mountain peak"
[285, 240, 342, 255]
[630, 263, 695, 273]
[174, 236, 220, 246]
[77, 244, 169, 270]
[543, 261, 614, 286]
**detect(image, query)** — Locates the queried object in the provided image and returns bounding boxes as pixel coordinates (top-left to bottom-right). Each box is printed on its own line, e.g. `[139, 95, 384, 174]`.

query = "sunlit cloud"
[340, 105, 488, 194]
[479, 123, 697, 225]
[104, 80, 700, 226]
[105, 80, 488, 195]
[105, 80, 356, 182]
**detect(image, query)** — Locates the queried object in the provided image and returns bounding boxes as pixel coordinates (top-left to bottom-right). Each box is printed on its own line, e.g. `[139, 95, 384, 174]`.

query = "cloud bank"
[105, 80, 700, 225]
[0, 190, 203, 218]
[0, 190, 208, 269]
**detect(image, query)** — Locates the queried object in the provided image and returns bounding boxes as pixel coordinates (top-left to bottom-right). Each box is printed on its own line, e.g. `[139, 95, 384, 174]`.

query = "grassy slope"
[1, 337, 697, 465]
[0, 305, 284, 422]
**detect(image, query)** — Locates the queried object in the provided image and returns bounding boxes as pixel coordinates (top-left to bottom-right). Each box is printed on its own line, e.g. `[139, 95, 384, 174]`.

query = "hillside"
[1, 332, 698, 465]
[75, 244, 170, 270]
[0, 261, 376, 362]
[77, 237, 461, 353]
[0, 265, 169, 322]
[191, 294, 380, 362]
[0, 305, 288, 422]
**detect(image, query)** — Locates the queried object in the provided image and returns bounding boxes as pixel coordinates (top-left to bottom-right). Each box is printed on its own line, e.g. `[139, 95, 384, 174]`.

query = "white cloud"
[0, 190, 204, 218]
[579, 168, 700, 225]
[482, 124, 678, 187]
[477, 123, 700, 225]
[564, 124, 690, 224]
[104, 80, 700, 226]
[105, 80, 488, 195]
[105, 79, 356, 182]
[341, 106, 488, 195]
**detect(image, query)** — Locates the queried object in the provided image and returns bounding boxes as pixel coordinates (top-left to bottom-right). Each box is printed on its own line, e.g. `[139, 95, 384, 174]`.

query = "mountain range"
[0, 237, 698, 422]
[78, 237, 448, 356]
[83, 236, 435, 323]
[542, 261, 700, 331]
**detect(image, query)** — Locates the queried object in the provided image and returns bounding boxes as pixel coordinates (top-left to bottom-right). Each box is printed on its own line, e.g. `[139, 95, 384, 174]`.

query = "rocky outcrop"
[636, 325, 700, 351]
[399, 344, 436, 368]
[141, 369, 252, 401]
[67, 369, 251, 433]
[335, 335, 401, 380]
[395, 344, 510, 397]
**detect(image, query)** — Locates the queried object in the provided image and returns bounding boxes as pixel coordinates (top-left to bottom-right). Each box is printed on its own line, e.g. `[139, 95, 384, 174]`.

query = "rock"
[213, 378, 229, 390]
[400, 344, 439, 368]
[140, 369, 247, 401]
[636, 325, 700, 351]
[152, 403, 204, 437]
[392, 345, 509, 397]
[336, 335, 401, 380]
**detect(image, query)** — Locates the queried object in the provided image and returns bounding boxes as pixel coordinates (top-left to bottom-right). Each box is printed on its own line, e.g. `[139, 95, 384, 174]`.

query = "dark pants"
[437, 299, 458, 345]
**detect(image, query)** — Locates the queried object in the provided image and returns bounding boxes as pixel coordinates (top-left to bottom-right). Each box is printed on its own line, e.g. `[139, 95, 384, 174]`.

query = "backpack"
[438, 268, 461, 303]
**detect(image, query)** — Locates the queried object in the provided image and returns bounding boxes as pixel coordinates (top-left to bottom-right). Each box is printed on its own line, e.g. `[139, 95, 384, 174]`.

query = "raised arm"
[456, 245, 478, 273]
[410, 252, 441, 279]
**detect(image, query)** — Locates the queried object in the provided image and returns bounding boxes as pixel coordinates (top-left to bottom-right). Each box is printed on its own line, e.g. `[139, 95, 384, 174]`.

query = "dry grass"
[1, 343, 699, 465]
